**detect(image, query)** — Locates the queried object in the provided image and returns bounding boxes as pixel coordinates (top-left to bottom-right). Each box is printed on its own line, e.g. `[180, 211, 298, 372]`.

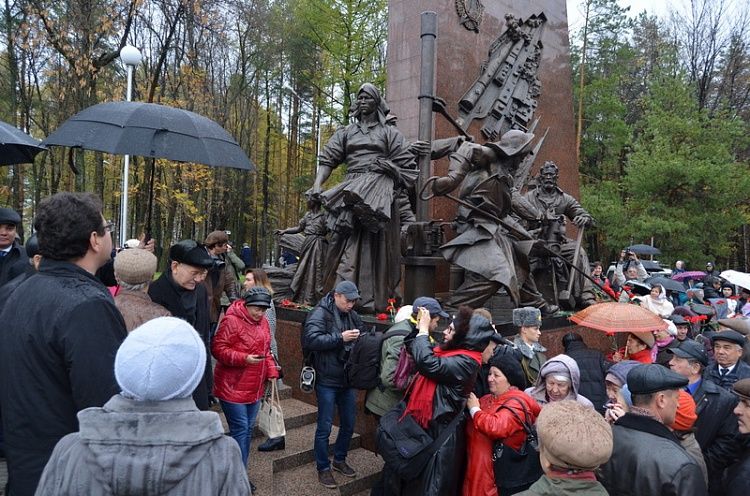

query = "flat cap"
[627, 364, 688, 394]
[733, 378, 750, 401]
[669, 314, 689, 326]
[204, 230, 229, 246]
[334, 280, 360, 300]
[114, 248, 158, 285]
[169, 240, 214, 268]
[718, 318, 750, 336]
[513, 307, 542, 327]
[666, 340, 708, 367]
[710, 330, 746, 347]
[0, 207, 20, 226]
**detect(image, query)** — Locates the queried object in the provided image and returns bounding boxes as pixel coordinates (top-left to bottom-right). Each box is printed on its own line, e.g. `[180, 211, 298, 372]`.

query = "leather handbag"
[258, 381, 286, 438]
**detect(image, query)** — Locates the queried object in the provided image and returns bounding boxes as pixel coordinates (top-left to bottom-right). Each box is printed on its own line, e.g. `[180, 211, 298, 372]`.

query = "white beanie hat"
[115, 316, 206, 402]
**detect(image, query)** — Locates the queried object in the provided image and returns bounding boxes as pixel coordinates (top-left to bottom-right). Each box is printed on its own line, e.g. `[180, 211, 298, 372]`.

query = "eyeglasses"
[103, 221, 115, 233]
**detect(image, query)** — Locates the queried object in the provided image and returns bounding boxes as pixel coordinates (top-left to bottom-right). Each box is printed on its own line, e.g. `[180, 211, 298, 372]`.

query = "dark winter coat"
[302, 292, 364, 388]
[723, 438, 750, 496]
[34, 395, 250, 496]
[212, 300, 279, 404]
[705, 360, 750, 391]
[598, 413, 708, 496]
[148, 271, 212, 410]
[0, 240, 27, 287]
[691, 377, 741, 495]
[383, 320, 494, 495]
[563, 340, 611, 414]
[0, 259, 127, 496]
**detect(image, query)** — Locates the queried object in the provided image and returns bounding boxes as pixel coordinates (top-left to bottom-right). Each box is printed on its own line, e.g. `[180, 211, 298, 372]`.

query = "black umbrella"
[0, 120, 46, 165]
[41, 101, 254, 170]
[627, 244, 661, 256]
[646, 276, 686, 293]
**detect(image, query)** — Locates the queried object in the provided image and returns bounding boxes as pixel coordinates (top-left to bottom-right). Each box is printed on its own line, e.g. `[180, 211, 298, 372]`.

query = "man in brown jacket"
[203, 230, 239, 330]
[113, 248, 171, 332]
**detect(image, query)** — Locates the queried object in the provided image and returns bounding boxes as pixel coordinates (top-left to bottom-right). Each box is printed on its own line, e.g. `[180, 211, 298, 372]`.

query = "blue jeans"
[220, 399, 261, 467]
[314, 384, 356, 472]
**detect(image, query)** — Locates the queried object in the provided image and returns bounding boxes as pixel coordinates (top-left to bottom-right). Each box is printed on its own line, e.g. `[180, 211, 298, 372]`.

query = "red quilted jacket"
[212, 300, 279, 404]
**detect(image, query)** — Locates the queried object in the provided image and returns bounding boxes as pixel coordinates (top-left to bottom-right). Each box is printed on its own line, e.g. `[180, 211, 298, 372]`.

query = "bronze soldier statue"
[524, 161, 596, 307]
[429, 130, 558, 316]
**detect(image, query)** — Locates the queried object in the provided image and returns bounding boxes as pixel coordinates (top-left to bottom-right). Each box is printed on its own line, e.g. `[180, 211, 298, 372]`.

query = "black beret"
[710, 330, 746, 347]
[666, 340, 708, 367]
[169, 240, 214, 268]
[0, 207, 20, 226]
[627, 364, 688, 394]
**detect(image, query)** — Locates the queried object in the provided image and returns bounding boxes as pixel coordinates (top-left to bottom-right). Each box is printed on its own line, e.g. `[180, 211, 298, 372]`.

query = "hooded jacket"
[525, 354, 594, 408]
[34, 395, 250, 495]
[212, 299, 279, 404]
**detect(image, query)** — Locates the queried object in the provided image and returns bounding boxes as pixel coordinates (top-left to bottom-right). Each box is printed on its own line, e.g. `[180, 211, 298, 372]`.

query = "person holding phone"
[212, 286, 279, 492]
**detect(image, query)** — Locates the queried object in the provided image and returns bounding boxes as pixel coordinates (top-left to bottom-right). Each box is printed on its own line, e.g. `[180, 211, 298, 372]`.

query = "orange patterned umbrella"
[570, 302, 668, 334]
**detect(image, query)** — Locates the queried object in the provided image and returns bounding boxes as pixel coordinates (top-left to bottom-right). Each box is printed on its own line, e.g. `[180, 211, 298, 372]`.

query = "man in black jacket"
[148, 240, 215, 411]
[0, 193, 127, 496]
[562, 332, 611, 414]
[302, 280, 364, 490]
[598, 364, 707, 495]
[668, 340, 740, 495]
[0, 207, 27, 288]
[705, 331, 750, 390]
[724, 379, 750, 495]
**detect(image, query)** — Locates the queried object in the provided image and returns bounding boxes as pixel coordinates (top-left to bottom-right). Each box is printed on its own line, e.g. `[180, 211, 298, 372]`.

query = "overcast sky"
[566, 0, 671, 30]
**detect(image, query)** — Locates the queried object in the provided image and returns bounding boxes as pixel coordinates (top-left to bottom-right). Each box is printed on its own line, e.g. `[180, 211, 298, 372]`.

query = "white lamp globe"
[120, 45, 142, 66]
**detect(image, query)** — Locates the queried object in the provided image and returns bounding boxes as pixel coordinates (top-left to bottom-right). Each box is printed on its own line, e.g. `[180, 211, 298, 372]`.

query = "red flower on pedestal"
[376, 313, 389, 321]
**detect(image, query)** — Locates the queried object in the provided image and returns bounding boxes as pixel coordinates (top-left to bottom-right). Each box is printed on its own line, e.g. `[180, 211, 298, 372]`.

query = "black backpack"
[345, 326, 411, 390]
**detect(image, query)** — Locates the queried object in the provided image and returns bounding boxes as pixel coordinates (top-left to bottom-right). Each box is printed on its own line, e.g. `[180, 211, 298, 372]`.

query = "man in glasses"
[0, 192, 128, 496]
[148, 240, 215, 411]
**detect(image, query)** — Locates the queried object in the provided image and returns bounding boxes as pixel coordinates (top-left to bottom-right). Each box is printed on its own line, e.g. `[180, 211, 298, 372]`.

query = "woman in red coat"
[212, 286, 279, 489]
[464, 348, 542, 496]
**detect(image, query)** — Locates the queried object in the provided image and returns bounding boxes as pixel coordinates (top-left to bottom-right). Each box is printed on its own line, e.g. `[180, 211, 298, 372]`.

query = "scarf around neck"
[401, 346, 482, 428]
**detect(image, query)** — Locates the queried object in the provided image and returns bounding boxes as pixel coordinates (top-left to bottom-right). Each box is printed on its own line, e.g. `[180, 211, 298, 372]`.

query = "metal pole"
[416, 11, 437, 222]
[120, 64, 134, 246]
[315, 111, 321, 175]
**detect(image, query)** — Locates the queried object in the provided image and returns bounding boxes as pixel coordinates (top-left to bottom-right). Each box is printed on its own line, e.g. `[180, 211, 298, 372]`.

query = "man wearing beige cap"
[114, 248, 171, 332]
[598, 364, 707, 495]
[723, 378, 750, 495]
[518, 400, 612, 495]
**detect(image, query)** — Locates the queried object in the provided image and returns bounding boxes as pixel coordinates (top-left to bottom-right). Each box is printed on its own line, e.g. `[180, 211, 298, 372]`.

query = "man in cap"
[148, 240, 215, 410]
[519, 400, 612, 495]
[302, 280, 364, 489]
[723, 378, 750, 495]
[35, 317, 251, 495]
[429, 129, 557, 316]
[523, 161, 597, 308]
[598, 364, 707, 495]
[0, 206, 27, 287]
[0, 192, 128, 496]
[668, 340, 740, 495]
[203, 230, 239, 330]
[705, 330, 750, 390]
[718, 318, 750, 364]
[366, 296, 448, 417]
[113, 248, 171, 332]
[510, 307, 547, 386]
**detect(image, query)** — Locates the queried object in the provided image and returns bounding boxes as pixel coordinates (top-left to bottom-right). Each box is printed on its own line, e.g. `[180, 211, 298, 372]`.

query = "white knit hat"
[115, 316, 206, 402]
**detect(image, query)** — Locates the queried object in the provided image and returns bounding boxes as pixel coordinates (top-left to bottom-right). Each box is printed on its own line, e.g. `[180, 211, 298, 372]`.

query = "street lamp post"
[118, 45, 142, 246]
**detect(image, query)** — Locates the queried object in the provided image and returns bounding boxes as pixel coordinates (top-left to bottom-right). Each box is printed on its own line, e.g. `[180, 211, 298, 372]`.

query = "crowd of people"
[2, 194, 750, 496]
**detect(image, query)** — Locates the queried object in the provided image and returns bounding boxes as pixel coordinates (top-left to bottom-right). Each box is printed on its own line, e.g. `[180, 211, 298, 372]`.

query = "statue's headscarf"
[351, 83, 390, 125]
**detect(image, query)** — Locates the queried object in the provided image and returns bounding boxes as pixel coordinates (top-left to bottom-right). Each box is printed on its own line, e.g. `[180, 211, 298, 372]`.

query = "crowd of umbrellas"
[0, 102, 255, 239]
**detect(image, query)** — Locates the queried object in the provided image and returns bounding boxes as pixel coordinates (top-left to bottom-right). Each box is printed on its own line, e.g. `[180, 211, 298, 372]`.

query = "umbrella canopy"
[0, 120, 46, 165]
[720, 270, 750, 290]
[672, 271, 706, 282]
[645, 276, 686, 293]
[41, 101, 254, 170]
[570, 302, 669, 334]
[627, 244, 661, 256]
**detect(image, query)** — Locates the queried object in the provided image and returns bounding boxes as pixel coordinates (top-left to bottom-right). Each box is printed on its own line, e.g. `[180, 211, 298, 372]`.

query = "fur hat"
[488, 349, 526, 390]
[115, 317, 206, 402]
[513, 307, 542, 327]
[114, 248, 158, 285]
[536, 400, 613, 471]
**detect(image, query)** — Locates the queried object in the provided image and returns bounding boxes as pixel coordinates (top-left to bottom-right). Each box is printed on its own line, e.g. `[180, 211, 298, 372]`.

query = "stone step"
[247, 423, 362, 494]
[271, 448, 384, 496]
[278, 382, 293, 400]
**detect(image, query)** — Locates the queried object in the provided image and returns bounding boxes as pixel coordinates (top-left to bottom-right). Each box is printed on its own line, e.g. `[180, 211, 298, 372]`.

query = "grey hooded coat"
[524, 354, 595, 408]
[35, 395, 251, 496]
